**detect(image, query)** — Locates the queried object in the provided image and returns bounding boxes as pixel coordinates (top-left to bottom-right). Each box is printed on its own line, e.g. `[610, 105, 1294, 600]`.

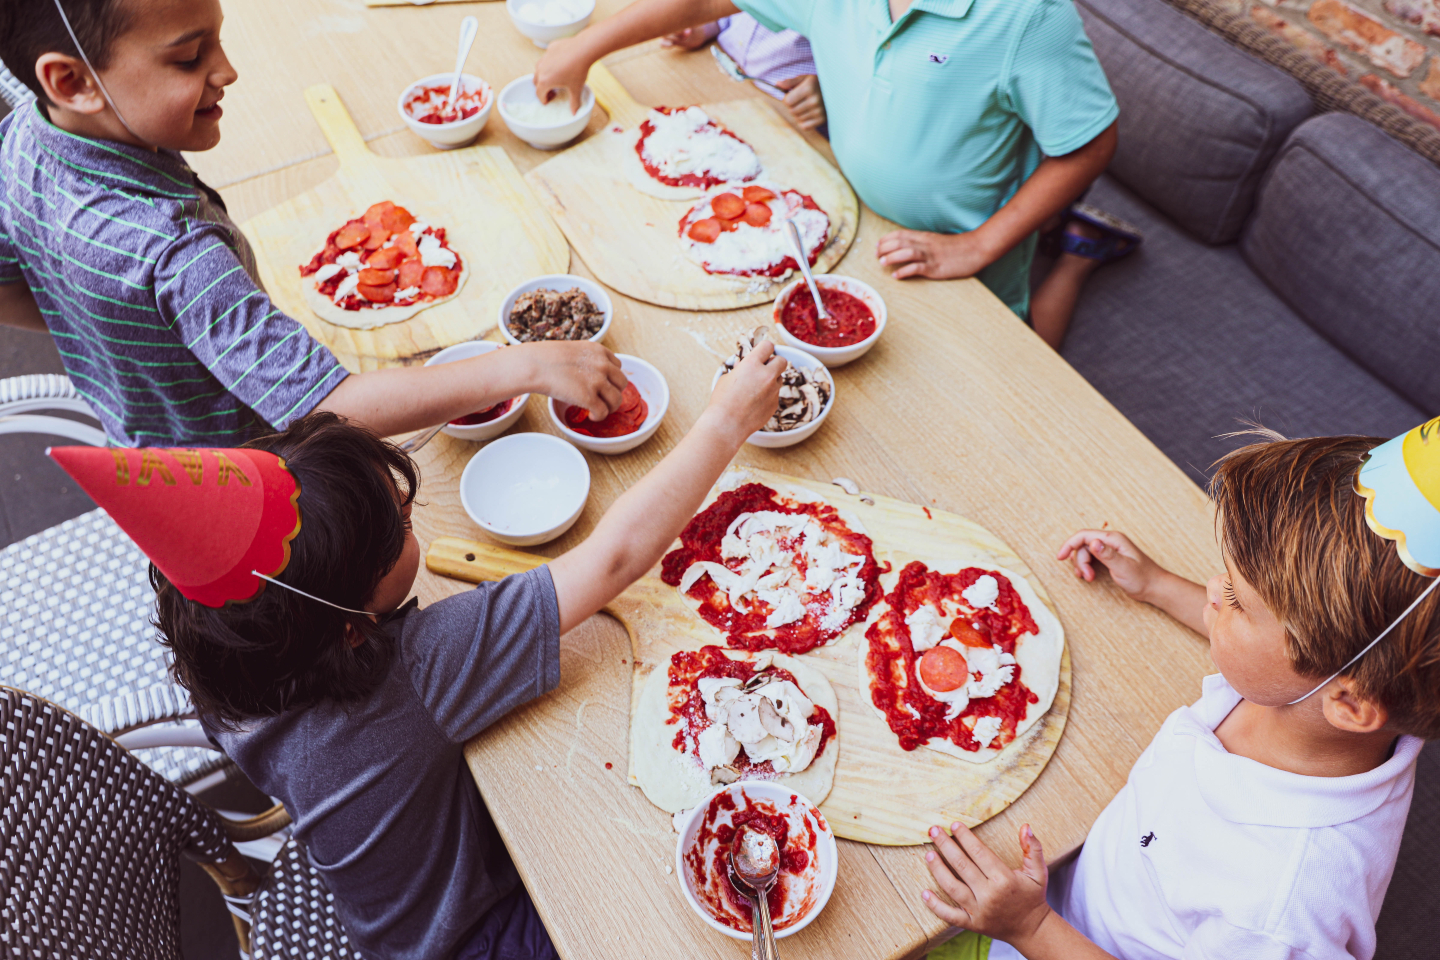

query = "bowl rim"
[497, 76, 595, 128]
[709, 343, 835, 436]
[674, 782, 839, 941]
[547, 353, 669, 446]
[499, 274, 614, 346]
[504, 0, 597, 27]
[459, 432, 590, 538]
[397, 72, 494, 130]
[771, 274, 887, 356]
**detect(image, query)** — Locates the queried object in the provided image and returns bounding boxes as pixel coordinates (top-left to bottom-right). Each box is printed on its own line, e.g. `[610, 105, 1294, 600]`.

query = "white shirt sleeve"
[1183, 918, 1345, 960]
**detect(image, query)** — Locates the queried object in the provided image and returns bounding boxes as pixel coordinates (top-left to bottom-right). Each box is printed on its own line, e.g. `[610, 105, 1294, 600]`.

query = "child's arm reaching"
[1057, 529, 1209, 637]
[548, 341, 785, 634]
[0, 281, 47, 333]
[924, 822, 1118, 960]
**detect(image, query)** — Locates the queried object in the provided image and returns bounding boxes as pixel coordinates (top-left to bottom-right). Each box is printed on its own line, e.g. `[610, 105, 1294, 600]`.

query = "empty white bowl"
[397, 73, 493, 150]
[424, 341, 529, 442]
[549, 354, 668, 454]
[505, 0, 594, 47]
[459, 433, 590, 546]
[675, 782, 837, 941]
[498, 76, 594, 150]
[499, 274, 613, 346]
[710, 344, 835, 449]
[772, 274, 887, 367]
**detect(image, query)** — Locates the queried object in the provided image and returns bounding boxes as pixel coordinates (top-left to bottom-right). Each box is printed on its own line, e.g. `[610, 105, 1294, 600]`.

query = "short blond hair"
[1211, 435, 1440, 739]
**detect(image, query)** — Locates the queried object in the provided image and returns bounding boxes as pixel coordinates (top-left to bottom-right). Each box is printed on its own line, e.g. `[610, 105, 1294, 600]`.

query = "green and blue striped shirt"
[0, 103, 347, 446]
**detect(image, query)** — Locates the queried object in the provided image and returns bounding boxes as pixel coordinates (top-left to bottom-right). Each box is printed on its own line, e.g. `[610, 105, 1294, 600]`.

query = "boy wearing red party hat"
[50, 342, 788, 960]
[922, 428, 1440, 960]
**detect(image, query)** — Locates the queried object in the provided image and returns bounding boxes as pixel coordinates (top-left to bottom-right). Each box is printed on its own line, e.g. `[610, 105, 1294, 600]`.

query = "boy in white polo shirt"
[922, 433, 1437, 960]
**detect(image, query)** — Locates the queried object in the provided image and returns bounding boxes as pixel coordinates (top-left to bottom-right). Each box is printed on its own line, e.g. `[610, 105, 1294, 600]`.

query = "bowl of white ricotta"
[460, 432, 590, 546]
[498, 76, 594, 150]
[506, 0, 594, 48]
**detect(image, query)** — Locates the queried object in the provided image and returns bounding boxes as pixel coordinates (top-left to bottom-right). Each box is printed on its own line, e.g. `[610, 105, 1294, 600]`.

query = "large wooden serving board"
[240, 85, 569, 371]
[524, 65, 859, 311]
[426, 468, 1070, 846]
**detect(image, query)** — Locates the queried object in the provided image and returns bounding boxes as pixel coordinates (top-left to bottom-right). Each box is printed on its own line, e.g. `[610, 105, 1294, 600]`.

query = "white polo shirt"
[991, 675, 1421, 960]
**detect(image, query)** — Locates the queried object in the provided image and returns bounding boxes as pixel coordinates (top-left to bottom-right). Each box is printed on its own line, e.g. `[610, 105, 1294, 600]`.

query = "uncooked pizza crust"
[630, 647, 840, 812]
[859, 558, 1064, 764]
[302, 262, 469, 330]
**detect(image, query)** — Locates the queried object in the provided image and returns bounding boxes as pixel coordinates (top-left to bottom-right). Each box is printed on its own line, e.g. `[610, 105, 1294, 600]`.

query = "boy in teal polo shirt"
[537, 0, 1117, 321]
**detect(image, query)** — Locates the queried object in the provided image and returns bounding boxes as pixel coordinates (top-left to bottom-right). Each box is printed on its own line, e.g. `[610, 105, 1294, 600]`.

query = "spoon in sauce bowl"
[784, 218, 830, 323]
[730, 825, 781, 960]
[445, 16, 480, 116]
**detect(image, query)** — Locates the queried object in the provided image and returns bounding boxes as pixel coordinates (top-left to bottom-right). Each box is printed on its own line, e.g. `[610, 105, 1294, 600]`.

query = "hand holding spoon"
[445, 16, 480, 115]
[731, 825, 781, 960]
[785, 219, 829, 322]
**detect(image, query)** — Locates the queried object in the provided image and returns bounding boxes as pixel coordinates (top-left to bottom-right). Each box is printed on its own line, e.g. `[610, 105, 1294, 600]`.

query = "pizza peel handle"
[302, 84, 388, 193]
[427, 537, 547, 582]
[585, 62, 649, 130]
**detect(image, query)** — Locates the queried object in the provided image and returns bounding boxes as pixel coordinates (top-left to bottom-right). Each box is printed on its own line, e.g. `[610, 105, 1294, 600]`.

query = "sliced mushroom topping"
[719, 326, 833, 432]
[757, 697, 795, 740]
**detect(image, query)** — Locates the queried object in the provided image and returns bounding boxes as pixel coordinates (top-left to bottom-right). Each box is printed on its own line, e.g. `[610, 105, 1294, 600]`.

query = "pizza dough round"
[631, 647, 840, 812]
[858, 560, 1064, 764]
[302, 262, 469, 331]
[612, 125, 710, 201]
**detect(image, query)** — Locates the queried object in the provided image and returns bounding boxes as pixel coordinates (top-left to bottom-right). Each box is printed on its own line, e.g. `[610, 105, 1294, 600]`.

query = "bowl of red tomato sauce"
[398, 73, 494, 150]
[549, 354, 668, 455]
[424, 341, 528, 442]
[675, 782, 837, 942]
[772, 274, 886, 367]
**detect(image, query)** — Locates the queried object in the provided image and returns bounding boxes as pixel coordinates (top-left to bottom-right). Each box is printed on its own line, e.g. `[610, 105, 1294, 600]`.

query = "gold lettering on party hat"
[136, 450, 175, 487]
[173, 450, 204, 485]
[215, 452, 252, 487]
[111, 449, 130, 485]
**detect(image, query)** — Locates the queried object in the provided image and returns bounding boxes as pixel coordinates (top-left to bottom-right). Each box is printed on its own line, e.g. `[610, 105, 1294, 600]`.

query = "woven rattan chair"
[0, 373, 107, 446]
[0, 58, 34, 111]
[248, 840, 363, 960]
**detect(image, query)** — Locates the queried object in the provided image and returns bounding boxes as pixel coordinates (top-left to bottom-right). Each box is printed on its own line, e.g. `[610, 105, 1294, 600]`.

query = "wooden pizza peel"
[424, 467, 1070, 846]
[523, 64, 859, 311]
[240, 84, 569, 372]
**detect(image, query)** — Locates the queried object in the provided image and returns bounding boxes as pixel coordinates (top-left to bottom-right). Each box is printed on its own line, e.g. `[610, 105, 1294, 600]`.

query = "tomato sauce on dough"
[780, 287, 877, 348]
[864, 561, 1039, 752]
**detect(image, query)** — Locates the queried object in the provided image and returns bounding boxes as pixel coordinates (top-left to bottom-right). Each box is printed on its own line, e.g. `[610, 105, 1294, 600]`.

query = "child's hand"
[705, 338, 786, 445]
[534, 36, 594, 114]
[775, 76, 826, 131]
[923, 822, 1051, 946]
[1056, 529, 1163, 601]
[524, 340, 628, 420]
[661, 24, 718, 49]
[876, 230, 999, 280]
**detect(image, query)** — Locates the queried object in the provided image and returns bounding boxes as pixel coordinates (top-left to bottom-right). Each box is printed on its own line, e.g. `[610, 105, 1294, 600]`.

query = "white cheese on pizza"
[617, 106, 764, 201]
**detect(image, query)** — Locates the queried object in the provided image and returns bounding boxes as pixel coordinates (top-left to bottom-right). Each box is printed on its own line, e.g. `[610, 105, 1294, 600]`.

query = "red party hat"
[48, 446, 302, 608]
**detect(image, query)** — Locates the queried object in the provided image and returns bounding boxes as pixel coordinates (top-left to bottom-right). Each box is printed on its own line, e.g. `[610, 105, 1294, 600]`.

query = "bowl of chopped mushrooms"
[710, 328, 835, 449]
[499, 275, 612, 346]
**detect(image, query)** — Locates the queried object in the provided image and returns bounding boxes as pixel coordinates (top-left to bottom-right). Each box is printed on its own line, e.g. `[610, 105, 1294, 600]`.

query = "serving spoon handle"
[785, 218, 829, 322]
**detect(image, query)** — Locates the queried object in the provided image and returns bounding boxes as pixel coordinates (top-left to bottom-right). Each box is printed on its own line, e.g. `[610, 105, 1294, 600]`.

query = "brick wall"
[1218, 0, 1440, 129]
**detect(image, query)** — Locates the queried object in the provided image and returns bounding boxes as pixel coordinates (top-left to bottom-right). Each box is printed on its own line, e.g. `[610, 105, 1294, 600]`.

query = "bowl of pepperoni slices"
[548, 354, 668, 455]
[398, 73, 493, 150]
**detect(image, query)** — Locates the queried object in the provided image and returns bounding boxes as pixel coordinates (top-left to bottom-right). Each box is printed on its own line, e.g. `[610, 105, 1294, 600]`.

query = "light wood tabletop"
[209, 2, 1223, 957]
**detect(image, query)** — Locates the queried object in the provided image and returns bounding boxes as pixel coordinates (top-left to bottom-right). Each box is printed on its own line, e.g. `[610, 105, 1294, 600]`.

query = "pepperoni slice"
[367, 247, 404, 270]
[710, 192, 746, 221]
[948, 618, 991, 648]
[393, 230, 420, 260]
[382, 205, 416, 234]
[742, 185, 777, 203]
[357, 282, 397, 303]
[357, 268, 395, 286]
[718, 217, 741, 233]
[335, 221, 370, 250]
[397, 259, 426, 289]
[364, 201, 396, 227]
[687, 218, 721, 243]
[742, 202, 772, 227]
[363, 226, 391, 251]
[918, 645, 969, 692]
[420, 266, 457, 297]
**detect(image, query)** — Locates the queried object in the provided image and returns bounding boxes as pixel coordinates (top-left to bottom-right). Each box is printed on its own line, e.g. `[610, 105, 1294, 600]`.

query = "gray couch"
[1051, 0, 1440, 484]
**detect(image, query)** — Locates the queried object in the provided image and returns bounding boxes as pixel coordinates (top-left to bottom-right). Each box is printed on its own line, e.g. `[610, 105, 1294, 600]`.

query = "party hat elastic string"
[250, 571, 372, 617]
[52, 0, 145, 142]
[1286, 576, 1440, 705]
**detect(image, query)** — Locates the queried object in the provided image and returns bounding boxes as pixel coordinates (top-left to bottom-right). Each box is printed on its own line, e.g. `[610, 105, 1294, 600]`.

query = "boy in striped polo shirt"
[0, 0, 626, 447]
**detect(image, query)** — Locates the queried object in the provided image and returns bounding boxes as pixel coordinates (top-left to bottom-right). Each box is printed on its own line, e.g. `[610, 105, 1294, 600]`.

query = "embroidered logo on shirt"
[927, 53, 949, 65]
[1140, 831, 1156, 847]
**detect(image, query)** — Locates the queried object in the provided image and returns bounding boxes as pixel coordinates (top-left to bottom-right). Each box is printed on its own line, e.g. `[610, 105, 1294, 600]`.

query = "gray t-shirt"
[210, 567, 561, 960]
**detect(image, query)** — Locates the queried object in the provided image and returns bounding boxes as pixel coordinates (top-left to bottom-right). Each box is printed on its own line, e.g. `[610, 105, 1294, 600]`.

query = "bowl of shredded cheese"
[505, 0, 594, 48]
[397, 73, 493, 150]
[498, 76, 594, 150]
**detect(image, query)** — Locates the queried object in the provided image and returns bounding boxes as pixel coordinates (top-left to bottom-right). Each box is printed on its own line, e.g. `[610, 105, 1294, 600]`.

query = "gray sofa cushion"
[1077, 0, 1311, 245]
[1241, 113, 1440, 415]
[1056, 175, 1422, 483]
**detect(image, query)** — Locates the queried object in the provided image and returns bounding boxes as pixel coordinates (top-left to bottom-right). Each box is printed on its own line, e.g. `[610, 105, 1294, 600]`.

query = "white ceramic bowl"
[548, 354, 668, 455]
[772, 274, 887, 367]
[499, 274, 613, 345]
[505, 0, 594, 47]
[675, 782, 838, 942]
[459, 433, 590, 546]
[711, 344, 835, 449]
[423, 341, 529, 442]
[397, 73, 493, 150]
[497, 76, 594, 150]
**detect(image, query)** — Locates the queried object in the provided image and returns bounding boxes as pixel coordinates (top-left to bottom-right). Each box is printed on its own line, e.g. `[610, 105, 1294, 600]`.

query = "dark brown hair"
[0, 0, 135, 104]
[154, 412, 419, 726]
[1211, 434, 1440, 738]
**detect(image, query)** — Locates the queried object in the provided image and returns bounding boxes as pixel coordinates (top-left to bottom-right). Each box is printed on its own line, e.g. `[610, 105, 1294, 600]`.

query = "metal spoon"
[785, 219, 829, 322]
[445, 16, 480, 115]
[731, 826, 781, 960]
[398, 422, 446, 454]
[710, 45, 785, 98]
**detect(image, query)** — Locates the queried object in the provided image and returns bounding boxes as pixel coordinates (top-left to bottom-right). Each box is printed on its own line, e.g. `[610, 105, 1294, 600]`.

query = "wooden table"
[208, 3, 1222, 957]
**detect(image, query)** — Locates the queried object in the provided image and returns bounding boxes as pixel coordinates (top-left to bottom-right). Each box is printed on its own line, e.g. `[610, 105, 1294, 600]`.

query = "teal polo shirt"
[736, 0, 1118, 317]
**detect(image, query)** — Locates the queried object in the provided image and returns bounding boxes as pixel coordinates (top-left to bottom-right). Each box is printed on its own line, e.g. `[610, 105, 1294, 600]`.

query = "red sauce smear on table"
[450, 398, 514, 426]
[864, 561, 1039, 752]
[680, 190, 828, 278]
[660, 483, 883, 654]
[299, 202, 462, 312]
[685, 789, 821, 932]
[665, 646, 836, 777]
[560, 382, 647, 437]
[635, 106, 757, 189]
[405, 83, 486, 124]
[780, 287, 876, 348]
